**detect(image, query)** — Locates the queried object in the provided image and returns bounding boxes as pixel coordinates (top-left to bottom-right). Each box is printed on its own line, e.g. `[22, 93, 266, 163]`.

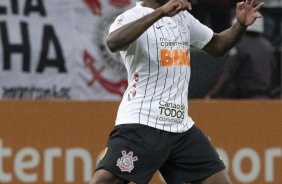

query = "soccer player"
[90, 0, 264, 183]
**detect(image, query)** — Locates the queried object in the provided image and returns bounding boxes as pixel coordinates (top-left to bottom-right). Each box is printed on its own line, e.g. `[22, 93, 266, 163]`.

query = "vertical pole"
[280, 20, 282, 98]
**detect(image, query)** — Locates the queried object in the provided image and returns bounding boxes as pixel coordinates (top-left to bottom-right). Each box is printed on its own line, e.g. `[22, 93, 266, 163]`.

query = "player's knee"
[191, 169, 232, 184]
[221, 179, 232, 184]
[89, 169, 124, 184]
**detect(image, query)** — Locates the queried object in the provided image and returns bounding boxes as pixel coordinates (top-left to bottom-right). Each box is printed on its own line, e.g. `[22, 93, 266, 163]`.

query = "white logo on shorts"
[116, 150, 138, 172]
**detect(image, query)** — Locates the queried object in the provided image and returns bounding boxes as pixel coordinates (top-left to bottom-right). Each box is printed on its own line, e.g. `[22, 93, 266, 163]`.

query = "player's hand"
[157, 0, 192, 17]
[235, 0, 264, 27]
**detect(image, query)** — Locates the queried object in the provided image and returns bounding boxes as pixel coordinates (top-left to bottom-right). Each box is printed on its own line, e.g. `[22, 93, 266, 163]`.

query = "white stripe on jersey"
[109, 2, 213, 133]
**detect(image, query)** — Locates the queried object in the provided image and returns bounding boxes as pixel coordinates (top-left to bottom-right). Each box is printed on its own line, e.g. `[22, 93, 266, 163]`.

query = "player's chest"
[146, 16, 191, 48]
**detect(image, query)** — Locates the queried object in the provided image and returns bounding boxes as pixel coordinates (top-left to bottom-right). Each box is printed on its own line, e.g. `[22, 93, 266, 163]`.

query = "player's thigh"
[159, 125, 227, 183]
[90, 169, 126, 184]
[191, 169, 231, 184]
[95, 124, 170, 183]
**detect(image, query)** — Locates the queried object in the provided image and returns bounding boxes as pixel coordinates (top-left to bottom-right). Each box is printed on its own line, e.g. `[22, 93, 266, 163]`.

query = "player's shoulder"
[181, 10, 194, 20]
[121, 3, 144, 16]
[115, 4, 150, 24]
[178, 10, 198, 26]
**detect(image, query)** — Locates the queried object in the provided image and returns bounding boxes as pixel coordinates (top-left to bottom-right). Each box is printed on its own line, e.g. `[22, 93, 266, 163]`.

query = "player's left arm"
[203, 0, 264, 57]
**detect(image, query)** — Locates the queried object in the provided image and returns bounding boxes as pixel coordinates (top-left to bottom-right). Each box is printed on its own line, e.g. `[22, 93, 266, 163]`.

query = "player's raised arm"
[106, 0, 192, 52]
[106, 10, 162, 53]
[203, 0, 264, 57]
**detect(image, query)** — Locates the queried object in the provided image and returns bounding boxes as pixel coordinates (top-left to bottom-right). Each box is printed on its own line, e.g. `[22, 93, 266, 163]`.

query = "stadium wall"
[0, 100, 281, 184]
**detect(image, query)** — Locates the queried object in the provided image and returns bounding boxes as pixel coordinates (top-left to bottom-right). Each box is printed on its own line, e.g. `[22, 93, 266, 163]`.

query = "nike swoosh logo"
[156, 25, 164, 29]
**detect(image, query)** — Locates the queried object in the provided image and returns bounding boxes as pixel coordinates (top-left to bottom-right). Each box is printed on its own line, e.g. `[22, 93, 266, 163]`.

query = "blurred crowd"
[189, 0, 238, 33]
[189, 0, 282, 99]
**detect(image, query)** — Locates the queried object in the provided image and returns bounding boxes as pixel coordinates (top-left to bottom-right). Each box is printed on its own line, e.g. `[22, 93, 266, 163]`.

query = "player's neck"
[141, 0, 164, 9]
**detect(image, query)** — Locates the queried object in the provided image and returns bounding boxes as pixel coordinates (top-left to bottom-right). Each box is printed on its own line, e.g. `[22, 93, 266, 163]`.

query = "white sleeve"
[186, 12, 214, 49]
[108, 10, 138, 34]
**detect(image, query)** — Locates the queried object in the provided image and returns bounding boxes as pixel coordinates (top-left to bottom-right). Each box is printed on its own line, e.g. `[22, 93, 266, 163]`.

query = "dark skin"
[107, 0, 264, 56]
[91, 0, 264, 183]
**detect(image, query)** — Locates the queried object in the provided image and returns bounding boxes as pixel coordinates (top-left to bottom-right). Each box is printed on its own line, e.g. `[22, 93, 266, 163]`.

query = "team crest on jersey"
[116, 150, 138, 172]
[177, 21, 187, 34]
[174, 16, 187, 34]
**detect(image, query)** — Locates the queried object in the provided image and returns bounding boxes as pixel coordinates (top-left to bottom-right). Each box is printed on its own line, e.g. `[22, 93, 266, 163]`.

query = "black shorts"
[96, 124, 225, 184]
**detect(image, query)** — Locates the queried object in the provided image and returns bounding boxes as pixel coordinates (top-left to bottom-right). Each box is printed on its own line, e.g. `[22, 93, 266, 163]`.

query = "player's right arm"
[106, 0, 192, 53]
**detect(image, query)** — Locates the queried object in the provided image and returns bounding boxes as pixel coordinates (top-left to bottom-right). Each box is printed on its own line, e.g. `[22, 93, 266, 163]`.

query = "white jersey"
[109, 2, 213, 133]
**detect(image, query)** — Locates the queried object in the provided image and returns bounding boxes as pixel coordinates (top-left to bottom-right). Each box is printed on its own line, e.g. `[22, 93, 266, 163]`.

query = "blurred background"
[0, 0, 281, 184]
